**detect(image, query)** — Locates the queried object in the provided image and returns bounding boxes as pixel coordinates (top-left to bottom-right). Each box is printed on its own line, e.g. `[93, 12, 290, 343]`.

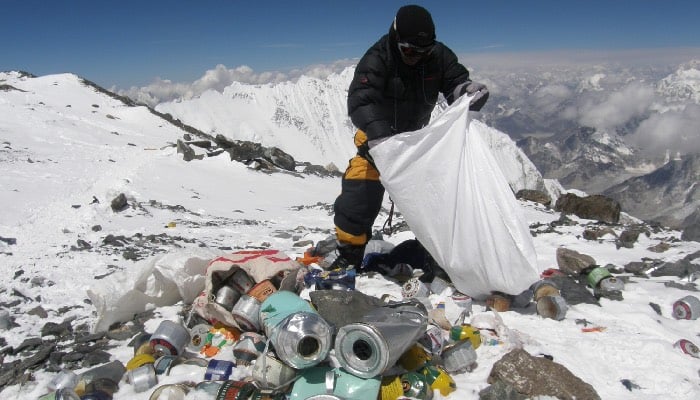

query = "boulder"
[555, 193, 621, 224]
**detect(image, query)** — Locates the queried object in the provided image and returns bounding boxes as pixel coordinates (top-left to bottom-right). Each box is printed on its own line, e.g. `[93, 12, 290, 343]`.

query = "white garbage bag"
[369, 95, 540, 299]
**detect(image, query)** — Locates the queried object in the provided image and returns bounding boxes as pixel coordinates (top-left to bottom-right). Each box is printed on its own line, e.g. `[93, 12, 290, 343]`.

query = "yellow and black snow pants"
[333, 130, 385, 246]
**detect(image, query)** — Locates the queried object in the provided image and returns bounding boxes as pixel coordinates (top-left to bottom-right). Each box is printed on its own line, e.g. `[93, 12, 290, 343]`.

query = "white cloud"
[118, 60, 356, 107]
[578, 83, 655, 129]
[627, 104, 700, 157]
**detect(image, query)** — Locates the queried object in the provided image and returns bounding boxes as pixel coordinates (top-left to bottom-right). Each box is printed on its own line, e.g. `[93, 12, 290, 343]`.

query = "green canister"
[400, 371, 433, 400]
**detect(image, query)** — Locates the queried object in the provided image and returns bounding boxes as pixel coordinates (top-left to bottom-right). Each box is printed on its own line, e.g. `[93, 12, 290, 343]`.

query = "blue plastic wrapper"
[304, 268, 356, 290]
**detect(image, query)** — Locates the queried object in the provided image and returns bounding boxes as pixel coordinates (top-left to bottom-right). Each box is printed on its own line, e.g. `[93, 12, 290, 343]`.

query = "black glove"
[459, 81, 489, 111]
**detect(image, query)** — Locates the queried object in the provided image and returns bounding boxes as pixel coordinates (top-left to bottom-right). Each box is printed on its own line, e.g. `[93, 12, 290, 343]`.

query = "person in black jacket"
[331, 4, 489, 268]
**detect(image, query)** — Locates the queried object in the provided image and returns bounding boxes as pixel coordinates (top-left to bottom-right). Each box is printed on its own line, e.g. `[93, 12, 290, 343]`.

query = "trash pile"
[36, 241, 700, 400]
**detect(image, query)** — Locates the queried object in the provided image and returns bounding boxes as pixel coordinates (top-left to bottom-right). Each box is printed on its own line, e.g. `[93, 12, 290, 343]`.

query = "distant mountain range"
[2, 59, 698, 235]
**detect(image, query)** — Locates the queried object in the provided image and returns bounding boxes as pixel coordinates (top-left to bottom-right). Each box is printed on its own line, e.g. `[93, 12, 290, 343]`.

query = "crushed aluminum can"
[150, 320, 190, 356]
[48, 369, 79, 391]
[449, 324, 481, 350]
[335, 304, 428, 379]
[417, 324, 445, 356]
[148, 383, 190, 399]
[673, 295, 700, 320]
[248, 279, 277, 302]
[215, 380, 257, 400]
[187, 323, 213, 353]
[204, 359, 235, 381]
[153, 355, 179, 375]
[450, 292, 473, 314]
[674, 339, 700, 358]
[420, 365, 456, 397]
[215, 285, 242, 311]
[252, 352, 298, 390]
[536, 295, 569, 320]
[38, 388, 81, 400]
[127, 363, 158, 393]
[232, 294, 262, 332]
[402, 277, 430, 299]
[400, 371, 433, 400]
[232, 332, 267, 365]
[440, 339, 477, 374]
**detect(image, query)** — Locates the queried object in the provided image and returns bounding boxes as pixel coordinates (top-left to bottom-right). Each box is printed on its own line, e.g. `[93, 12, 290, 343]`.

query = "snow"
[2, 71, 700, 399]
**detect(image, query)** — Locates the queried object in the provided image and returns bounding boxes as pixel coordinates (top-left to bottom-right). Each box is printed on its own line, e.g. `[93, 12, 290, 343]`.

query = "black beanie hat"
[393, 5, 435, 46]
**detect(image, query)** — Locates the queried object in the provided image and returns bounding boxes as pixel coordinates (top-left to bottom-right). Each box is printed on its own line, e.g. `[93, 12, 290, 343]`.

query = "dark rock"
[616, 226, 648, 249]
[548, 275, 599, 306]
[516, 189, 552, 207]
[648, 242, 671, 253]
[556, 248, 596, 276]
[41, 319, 73, 337]
[176, 139, 197, 162]
[681, 209, 700, 242]
[486, 348, 600, 400]
[582, 226, 617, 241]
[91, 225, 102, 232]
[81, 350, 112, 367]
[0, 236, 17, 245]
[13, 337, 44, 354]
[650, 258, 694, 278]
[110, 193, 128, 212]
[649, 302, 662, 315]
[479, 379, 529, 400]
[264, 147, 295, 171]
[27, 306, 48, 318]
[624, 261, 653, 275]
[555, 193, 621, 224]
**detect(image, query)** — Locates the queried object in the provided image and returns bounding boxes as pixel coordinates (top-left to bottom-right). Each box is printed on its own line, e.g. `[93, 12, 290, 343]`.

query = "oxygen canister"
[289, 366, 381, 400]
[150, 320, 190, 356]
[673, 295, 700, 320]
[334, 303, 428, 379]
[231, 294, 262, 332]
[380, 376, 403, 400]
[536, 295, 569, 320]
[259, 291, 333, 369]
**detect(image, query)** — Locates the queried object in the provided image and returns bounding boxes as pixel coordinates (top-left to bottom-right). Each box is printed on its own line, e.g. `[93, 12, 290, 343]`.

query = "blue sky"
[3, 0, 700, 89]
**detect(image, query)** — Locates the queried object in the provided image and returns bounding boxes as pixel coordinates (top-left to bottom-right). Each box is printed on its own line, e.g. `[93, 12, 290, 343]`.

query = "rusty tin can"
[536, 295, 568, 320]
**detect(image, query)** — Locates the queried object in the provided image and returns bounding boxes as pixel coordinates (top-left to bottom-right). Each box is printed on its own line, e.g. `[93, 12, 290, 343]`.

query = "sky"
[2, 71, 700, 399]
[3, 0, 700, 90]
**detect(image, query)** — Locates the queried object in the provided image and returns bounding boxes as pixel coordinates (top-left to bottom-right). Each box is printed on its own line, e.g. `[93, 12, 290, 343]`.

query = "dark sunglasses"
[398, 41, 434, 57]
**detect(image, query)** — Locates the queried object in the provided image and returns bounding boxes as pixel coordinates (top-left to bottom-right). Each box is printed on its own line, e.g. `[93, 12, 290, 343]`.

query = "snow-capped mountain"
[156, 69, 357, 170]
[656, 59, 700, 104]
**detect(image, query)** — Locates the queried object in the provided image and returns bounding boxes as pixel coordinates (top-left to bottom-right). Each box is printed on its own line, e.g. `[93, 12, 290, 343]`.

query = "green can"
[401, 372, 433, 400]
[586, 266, 611, 288]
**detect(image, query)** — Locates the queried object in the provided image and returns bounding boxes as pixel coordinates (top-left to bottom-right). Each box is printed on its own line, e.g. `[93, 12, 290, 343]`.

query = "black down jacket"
[348, 29, 471, 141]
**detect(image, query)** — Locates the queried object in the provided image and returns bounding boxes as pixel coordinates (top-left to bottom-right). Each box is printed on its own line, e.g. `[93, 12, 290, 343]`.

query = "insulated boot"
[329, 244, 365, 269]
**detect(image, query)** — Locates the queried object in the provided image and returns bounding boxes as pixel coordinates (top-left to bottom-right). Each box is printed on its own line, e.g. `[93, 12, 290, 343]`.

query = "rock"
[548, 275, 599, 306]
[110, 193, 128, 212]
[555, 193, 621, 224]
[582, 226, 617, 241]
[264, 146, 295, 171]
[479, 379, 529, 400]
[648, 242, 671, 253]
[176, 139, 196, 161]
[486, 348, 600, 400]
[27, 306, 48, 318]
[516, 189, 552, 207]
[556, 248, 596, 276]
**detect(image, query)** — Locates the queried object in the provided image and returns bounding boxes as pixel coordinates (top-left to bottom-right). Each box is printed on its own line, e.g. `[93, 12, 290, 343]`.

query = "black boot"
[329, 244, 365, 269]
